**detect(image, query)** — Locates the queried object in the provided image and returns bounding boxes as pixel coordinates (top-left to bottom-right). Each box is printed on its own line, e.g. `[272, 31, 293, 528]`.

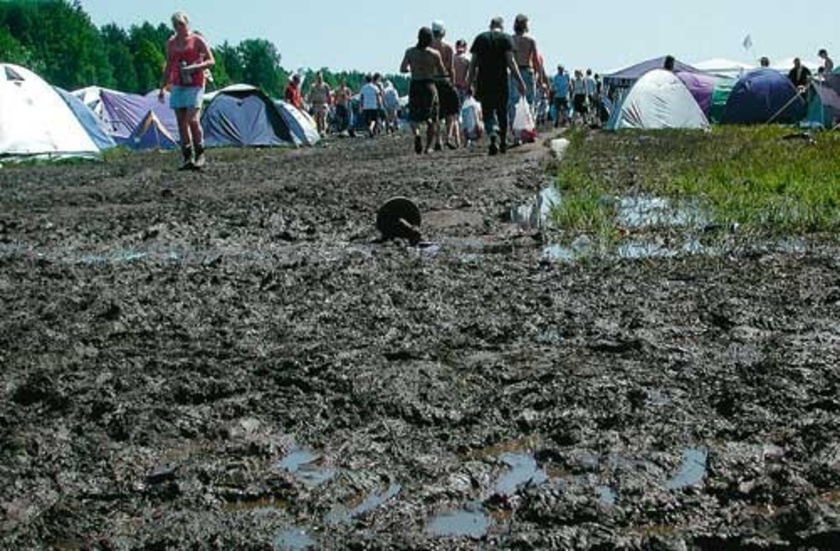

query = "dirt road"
[2, 134, 839, 549]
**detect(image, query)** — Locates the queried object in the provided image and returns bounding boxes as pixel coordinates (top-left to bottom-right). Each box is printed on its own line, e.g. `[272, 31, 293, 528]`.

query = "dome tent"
[606, 69, 710, 131]
[201, 84, 302, 147]
[721, 69, 807, 125]
[0, 64, 100, 159]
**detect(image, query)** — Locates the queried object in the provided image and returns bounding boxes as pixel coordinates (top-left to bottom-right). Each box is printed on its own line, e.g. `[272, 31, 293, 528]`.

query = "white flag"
[742, 34, 753, 50]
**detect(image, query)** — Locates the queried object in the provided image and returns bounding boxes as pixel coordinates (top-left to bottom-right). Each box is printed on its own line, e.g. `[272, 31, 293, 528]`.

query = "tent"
[709, 77, 737, 124]
[274, 100, 321, 146]
[606, 69, 710, 130]
[54, 87, 117, 151]
[676, 72, 717, 117]
[805, 82, 840, 128]
[692, 58, 755, 78]
[603, 56, 704, 91]
[98, 90, 178, 139]
[118, 110, 179, 150]
[202, 84, 297, 147]
[0, 64, 100, 159]
[721, 68, 807, 125]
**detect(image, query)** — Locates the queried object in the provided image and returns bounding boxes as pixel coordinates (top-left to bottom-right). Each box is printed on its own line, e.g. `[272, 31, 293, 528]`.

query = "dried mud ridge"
[2, 134, 840, 549]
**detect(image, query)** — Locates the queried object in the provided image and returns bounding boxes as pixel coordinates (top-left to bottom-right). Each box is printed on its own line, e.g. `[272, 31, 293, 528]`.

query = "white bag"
[512, 97, 536, 141]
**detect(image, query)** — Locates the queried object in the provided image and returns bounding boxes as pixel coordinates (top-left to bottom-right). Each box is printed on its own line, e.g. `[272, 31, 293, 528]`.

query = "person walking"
[333, 79, 353, 136]
[284, 74, 303, 109]
[158, 11, 215, 169]
[467, 16, 526, 156]
[508, 14, 544, 131]
[551, 65, 570, 127]
[307, 72, 331, 137]
[431, 20, 461, 149]
[401, 27, 447, 154]
[818, 49, 834, 74]
[359, 74, 383, 138]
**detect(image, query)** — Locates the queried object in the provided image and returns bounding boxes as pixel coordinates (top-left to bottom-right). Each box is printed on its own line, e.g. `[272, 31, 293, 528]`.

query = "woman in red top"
[158, 11, 215, 169]
[284, 74, 303, 109]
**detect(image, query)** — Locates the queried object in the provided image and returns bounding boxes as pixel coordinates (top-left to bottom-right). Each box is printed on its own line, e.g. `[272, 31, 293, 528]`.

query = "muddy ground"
[1, 132, 840, 550]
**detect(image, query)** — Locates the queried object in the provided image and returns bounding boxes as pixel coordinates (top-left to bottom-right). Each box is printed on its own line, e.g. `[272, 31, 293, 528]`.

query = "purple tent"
[603, 56, 704, 90]
[99, 90, 178, 139]
[676, 72, 717, 116]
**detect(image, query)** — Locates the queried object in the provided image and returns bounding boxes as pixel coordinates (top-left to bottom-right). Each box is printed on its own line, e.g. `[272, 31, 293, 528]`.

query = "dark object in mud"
[376, 197, 422, 245]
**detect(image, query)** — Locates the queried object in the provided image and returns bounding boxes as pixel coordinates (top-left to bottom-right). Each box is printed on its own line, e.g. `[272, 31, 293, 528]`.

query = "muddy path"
[1, 134, 840, 549]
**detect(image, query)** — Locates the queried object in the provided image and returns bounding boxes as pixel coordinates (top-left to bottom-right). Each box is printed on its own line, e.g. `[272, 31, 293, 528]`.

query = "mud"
[2, 133, 840, 549]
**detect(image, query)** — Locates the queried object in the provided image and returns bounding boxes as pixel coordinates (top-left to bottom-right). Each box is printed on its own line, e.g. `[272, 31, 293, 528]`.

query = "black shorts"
[409, 79, 439, 123]
[573, 94, 588, 114]
[435, 78, 460, 118]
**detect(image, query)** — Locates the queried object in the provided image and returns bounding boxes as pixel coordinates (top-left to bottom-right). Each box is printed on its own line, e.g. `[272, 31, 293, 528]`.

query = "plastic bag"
[512, 97, 537, 142]
[460, 96, 483, 140]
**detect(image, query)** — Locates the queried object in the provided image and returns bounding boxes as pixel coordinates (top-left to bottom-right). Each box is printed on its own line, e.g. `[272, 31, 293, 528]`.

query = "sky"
[79, 0, 834, 76]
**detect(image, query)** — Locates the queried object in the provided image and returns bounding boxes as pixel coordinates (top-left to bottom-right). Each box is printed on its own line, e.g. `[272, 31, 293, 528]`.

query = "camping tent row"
[0, 63, 319, 160]
[603, 58, 840, 131]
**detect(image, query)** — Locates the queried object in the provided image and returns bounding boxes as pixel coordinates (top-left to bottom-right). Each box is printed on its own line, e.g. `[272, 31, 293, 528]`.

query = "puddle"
[596, 485, 618, 506]
[617, 196, 705, 229]
[666, 447, 708, 490]
[277, 448, 337, 488]
[494, 453, 548, 496]
[324, 483, 401, 525]
[510, 187, 562, 231]
[426, 505, 491, 538]
[274, 528, 316, 551]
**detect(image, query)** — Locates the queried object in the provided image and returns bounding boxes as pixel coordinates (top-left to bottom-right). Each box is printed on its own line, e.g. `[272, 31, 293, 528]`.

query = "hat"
[431, 20, 445, 34]
[490, 16, 503, 29]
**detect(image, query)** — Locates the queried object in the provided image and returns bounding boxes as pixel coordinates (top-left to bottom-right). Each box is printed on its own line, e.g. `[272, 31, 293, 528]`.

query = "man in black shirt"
[467, 16, 526, 155]
[788, 58, 812, 89]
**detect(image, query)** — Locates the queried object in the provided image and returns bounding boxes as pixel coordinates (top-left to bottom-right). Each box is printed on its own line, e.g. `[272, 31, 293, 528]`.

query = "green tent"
[709, 76, 736, 124]
[805, 82, 840, 128]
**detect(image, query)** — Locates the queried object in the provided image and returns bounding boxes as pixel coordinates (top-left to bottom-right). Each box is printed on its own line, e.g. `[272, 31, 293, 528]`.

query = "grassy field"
[552, 126, 840, 240]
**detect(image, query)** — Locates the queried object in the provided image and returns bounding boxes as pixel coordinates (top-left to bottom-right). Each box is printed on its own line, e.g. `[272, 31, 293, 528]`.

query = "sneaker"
[434, 142, 442, 152]
[414, 135, 423, 154]
[499, 141, 508, 154]
[445, 141, 458, 150]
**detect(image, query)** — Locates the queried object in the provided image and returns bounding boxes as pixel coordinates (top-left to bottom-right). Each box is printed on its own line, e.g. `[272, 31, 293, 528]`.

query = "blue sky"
[80, 0, 834, 75]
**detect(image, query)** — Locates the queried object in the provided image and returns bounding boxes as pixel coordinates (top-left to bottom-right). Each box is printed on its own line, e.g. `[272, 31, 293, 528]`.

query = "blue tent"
[721, 69, 807, 125]
[202, 85, 295, 147]
[118, 110, 179, 150]
[54, 87, 116, 151]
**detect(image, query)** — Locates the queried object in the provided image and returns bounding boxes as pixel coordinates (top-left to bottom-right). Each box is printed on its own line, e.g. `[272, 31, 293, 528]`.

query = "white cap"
[431, 20, 445, 34]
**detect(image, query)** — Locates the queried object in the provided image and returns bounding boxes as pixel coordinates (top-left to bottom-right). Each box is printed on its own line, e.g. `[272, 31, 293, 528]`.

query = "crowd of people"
[156, 11, 838, 166]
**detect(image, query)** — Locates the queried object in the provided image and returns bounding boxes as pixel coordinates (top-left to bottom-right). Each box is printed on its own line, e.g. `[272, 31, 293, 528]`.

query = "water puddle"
[616, 196, 705, 229]
[510, 187, 562, 231]
[277, 448, 337, 488]
[426, 505, 491, 538]
[324, 483, 401, 525]
[494, 453, 548, 496]
[596, 485, 618, 506]
[666, 447, 708, 490]
[274, 528, 316, 551]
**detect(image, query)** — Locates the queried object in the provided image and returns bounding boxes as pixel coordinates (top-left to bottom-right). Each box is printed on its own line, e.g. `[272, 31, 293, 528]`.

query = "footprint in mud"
[274, 528, 316, 551]
[277, 448, 337, 487]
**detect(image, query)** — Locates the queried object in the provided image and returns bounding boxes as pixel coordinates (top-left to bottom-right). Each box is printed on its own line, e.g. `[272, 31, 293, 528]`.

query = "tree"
[238, 38, 283, 94]
[214, 41, 243, 86]
[0, 25, 33, 67]
[100, 23, 136, 91]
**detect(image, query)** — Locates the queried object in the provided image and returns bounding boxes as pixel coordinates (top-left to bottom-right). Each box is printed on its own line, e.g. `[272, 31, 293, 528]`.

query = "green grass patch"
[553, 126, 840, 236]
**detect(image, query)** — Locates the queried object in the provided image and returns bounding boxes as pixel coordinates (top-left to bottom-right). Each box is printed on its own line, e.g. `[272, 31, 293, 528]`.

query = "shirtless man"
[453, 39, 471, 103]
[509, 14, 544, 128]
[333, 79, 353, 136]
[401, 26, 447, 154]
[431, 21, 461, 149]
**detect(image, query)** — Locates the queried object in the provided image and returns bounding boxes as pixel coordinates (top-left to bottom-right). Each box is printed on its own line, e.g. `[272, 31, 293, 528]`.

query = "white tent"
[0, 64, 100, 159]
[274, 100, 321, 146]
[606, 69, 710, 131]
[692, 58, 755, 78]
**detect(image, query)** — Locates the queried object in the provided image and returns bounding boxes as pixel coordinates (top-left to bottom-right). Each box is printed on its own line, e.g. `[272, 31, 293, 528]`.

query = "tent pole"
[765, 87, 808, 125]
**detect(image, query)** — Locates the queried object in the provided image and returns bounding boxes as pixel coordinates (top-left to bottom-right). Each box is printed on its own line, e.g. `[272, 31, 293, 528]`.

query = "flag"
[742, 34, 753, 51]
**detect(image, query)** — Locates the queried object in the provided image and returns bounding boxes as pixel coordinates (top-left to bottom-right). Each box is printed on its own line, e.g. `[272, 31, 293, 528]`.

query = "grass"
[552, 126, 840, 238]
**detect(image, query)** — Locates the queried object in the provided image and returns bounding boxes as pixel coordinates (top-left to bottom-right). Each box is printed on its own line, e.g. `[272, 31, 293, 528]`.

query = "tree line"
[0, 0, 408, 96]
